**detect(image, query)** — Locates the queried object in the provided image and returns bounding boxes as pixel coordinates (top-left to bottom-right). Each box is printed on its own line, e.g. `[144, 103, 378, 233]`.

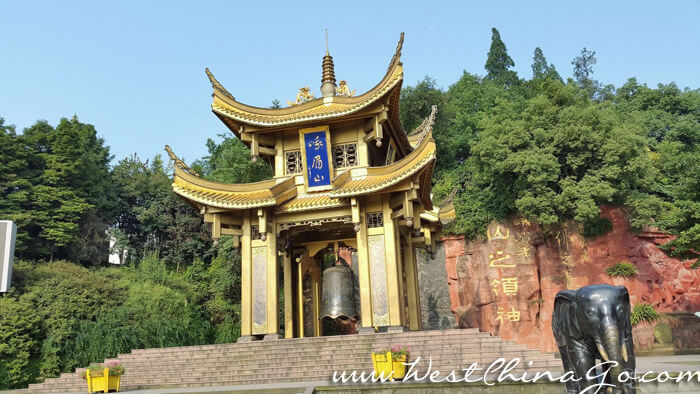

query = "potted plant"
[81, 361, 124, 393]
[371, 345, 411, 380]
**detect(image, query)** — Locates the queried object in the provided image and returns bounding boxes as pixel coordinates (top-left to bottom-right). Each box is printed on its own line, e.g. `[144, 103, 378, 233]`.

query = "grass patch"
[631, 304, 660, 325]
[605, 261, 637, 278]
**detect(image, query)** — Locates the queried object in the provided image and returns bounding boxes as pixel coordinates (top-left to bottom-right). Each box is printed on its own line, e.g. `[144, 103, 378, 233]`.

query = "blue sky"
[1, 1, 698, 164]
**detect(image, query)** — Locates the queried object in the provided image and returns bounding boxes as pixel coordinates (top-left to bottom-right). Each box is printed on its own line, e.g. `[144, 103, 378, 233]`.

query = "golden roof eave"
[329, 126, 436, 207]
[276, 194, 347, 213]
[206, 33, 406, 129]
[407, 105, 437, 148]
[209, 63, 403, 128]
[166, 146, 297, 210]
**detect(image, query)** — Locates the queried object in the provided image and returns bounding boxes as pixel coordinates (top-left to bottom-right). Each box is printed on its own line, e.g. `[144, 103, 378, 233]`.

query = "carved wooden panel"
[252, 246, 267, 334]
[369, 234, 389, 326]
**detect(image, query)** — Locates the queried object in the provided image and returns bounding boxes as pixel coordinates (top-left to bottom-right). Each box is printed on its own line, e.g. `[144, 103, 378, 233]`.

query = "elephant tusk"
[621, 342, 628, 363]
[596, 342, 610, 362]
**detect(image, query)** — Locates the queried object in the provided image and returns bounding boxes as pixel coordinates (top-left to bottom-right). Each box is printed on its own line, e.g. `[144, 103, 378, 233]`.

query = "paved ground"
[636, 354, 700, 372]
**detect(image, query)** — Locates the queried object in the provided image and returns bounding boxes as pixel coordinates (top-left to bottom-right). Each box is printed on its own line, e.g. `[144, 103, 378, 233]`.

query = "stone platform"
[25, 329, 562, 392]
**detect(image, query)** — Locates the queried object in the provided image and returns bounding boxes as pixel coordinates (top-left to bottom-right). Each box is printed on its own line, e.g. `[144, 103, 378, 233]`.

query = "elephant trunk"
[598, 324, 626, 390]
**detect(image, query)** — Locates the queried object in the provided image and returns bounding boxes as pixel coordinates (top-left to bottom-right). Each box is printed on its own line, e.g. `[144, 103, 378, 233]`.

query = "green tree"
[399, 77, 445, 133]
[572, 47, 603, 99]
[484, 28, 518, 86]
[112, 154, 215, 270]
[0, 119, 36, 254]
[31, 186, 92, 261]
[194, 135, 273, 184]
[615, 79, 700, 258]
[0, 117, 116, 262]
[531, 47, 561, 81]
[398, 77, 457, 170]
[451, 79, 657, 237]
[443, 72, 526, 168]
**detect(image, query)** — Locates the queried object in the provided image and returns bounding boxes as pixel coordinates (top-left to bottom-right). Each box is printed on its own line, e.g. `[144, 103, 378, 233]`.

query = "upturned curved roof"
[205, 34, 412, 157]
[166, 110, 436, 211]
[207, 34, 404, 127]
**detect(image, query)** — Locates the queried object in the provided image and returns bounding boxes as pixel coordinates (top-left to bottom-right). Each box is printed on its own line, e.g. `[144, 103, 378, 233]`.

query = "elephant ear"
[618, 286, 633, 338]
[554, 290, 584, 341]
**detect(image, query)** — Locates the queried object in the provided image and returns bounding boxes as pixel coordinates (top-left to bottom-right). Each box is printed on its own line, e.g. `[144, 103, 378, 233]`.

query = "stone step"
[109, 344, 533, 363]
[121, 335, 496, 356]
[31, 358, 564, 389]
[123, 330, 486, 350]
[46, 353, 560, 382]
[30, 365, 564, 391]
[36, 353, 561, 381]
[29, 366, 567, 393]
[26, 329, 564, 393]
[109, 341, 527, 362]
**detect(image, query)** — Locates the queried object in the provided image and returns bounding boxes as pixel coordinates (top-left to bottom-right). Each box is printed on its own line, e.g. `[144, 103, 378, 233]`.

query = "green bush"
[0, 296, 42, 389]
[605, 262, 637, 278]
[582, 217, 613, 238]
[0, 244, 242, 389]
[691, 260, 699, 270]
[631, 304, 661, 325]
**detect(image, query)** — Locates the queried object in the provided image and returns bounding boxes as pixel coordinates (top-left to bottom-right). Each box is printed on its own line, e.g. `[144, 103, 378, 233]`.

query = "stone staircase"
[26, 329, 563, 392]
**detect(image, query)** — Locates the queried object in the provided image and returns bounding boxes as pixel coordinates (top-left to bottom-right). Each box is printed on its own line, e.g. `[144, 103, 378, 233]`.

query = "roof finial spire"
[320, 29, 337, 98]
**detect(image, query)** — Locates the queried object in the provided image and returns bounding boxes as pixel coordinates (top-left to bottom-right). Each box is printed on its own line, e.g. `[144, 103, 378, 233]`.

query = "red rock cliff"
[444, 206, 700, 353]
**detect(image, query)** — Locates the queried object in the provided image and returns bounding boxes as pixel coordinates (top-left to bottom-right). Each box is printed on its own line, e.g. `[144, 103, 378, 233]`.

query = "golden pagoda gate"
[166, 33, 450, 341]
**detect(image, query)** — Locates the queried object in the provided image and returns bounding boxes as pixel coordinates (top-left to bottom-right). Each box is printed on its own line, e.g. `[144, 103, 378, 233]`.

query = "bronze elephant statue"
[552, 285, 636, 393]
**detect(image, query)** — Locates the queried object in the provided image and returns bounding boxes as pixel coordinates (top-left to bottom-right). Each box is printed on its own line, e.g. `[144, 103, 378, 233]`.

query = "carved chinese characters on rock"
[302, 131, 332, 188]
[486, 222, 534, 325]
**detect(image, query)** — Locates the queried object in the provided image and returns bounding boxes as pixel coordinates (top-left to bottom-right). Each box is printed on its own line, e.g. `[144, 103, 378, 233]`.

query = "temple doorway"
[284, 222, 361, 337]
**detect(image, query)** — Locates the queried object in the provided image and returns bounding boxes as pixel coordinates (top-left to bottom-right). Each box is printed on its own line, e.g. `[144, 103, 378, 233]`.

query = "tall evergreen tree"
[0, 119, 35, 253]
[484, 28, 518, 86]
[112, 153, 215, 269]
[53, 117, 117, 221]
[531, 47, 561, 81]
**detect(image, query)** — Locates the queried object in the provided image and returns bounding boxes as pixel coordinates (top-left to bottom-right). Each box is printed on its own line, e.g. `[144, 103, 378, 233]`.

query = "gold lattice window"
[366, 212, 383, 228]
[285, 151, 302, 175]
[332, 143, 357, 168]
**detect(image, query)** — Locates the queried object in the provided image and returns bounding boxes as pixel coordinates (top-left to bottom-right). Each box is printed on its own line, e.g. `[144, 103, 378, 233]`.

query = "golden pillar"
[312, 264, 321, 337]
[382, 195, 403, 328]
[403, 234, 422, 330]
[239, 211, 253, 340]
[264, 211, 279, 339]
[354, 202, 375, 331]
[297, 257, 305, 337]
[283, 249, 293, 338]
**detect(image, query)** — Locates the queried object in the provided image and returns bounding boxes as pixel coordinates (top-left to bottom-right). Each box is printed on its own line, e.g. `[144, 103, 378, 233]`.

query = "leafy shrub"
[374, 345, 412, 359]
[80, 361, 124, 380]
[605, 262, 637, 278]
[0, 296, 42, 389]
[582, 217, 613, 238]
[631, 304, 661, 325]
[691, 260, 699, 270]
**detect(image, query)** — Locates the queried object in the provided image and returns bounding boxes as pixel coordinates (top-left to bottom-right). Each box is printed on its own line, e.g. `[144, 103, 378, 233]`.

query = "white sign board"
[0, 220, 17, 293]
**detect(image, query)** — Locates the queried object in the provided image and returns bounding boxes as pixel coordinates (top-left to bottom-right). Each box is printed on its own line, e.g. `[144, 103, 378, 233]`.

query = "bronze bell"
[320, 264, 357, 320]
